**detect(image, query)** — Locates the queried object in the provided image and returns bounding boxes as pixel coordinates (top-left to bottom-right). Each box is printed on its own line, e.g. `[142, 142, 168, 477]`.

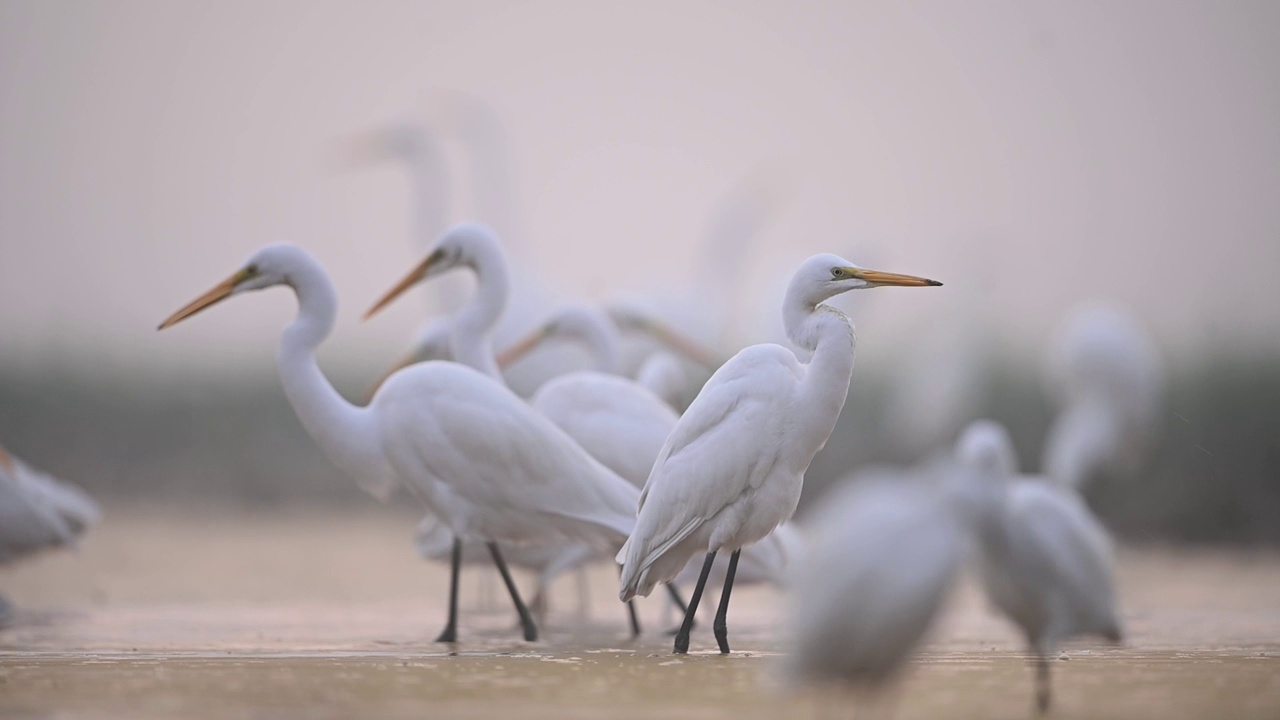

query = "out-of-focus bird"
[1043, 304, 1163, 489]
[617, 254, 941, 654]
[956, 420, 1123, 713]
[634, 351, 689, 409]
[365, 225, 661, 635]
[0, 443, 100, 624]
[159, 243, 640, 643]
[785, 467, 967, 699]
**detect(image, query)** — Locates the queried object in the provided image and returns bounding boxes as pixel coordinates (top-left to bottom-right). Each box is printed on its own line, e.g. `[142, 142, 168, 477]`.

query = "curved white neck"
[783, 283, 857, 460]
[449, 236, 509, 380]
[275, 255, 394, 497]
[1043, 398, 1121, 490]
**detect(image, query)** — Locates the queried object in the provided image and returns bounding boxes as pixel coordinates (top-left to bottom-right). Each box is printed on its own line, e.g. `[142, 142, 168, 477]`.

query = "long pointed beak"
[494, 326, 552, 369]
[158, 273, 244, 330]
[852, 268, 942, 287]
[365, 252, 441, 320]
[642, 320, 721, 370]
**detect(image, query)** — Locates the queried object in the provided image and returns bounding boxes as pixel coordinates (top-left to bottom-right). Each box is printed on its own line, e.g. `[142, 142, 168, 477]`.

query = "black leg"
[673, 551, 716, 654]
[665, 584, 691, 620]
[615, 563, 642, 638]
[434, 536, 461, 643]
[713, 549, 740, 654]
[1035, 652, 1051, 714]
[626, 599, 642, 638]
[488, 542, 538, 642]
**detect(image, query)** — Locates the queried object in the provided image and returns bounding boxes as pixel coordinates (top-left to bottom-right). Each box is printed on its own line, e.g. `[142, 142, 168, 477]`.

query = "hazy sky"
[1, 1, 1277, 378]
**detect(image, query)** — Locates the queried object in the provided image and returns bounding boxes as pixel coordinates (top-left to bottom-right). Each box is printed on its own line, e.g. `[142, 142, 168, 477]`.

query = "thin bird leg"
[713, 549, 741, 654]
[615, 565, 642, 638]
[434, 536, 461, 643]
[665, 584, 692, 625]
[488, 542, 539, 642]
[673, 551, 717, 654]
[1035, 652, 1051, 714]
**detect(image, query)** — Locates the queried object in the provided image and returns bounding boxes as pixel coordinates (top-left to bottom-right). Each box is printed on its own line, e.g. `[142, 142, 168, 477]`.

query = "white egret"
[956, 420, 1123, 713]
[617, 254, 941, 654]
[367, 229, 693, 635]
[365, 225, 678, 633]
[786, 468, 967, 698]
[159, 243, 640, 643]
[1044, 304, 1163, 488]
[0, 443, 100, 623]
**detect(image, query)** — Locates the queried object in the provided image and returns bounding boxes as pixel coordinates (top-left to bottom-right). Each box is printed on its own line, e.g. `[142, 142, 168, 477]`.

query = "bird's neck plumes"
[274, 250, 394, 498]
[450, 227, 510, 380]
[782, 284, 857, 463]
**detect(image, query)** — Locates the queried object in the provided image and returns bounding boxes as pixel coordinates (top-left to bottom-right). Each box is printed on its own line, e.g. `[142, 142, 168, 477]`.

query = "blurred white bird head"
[364, 222, 504, 319]
[158, 243, 313, 329]
[955, 420, 1019, 478]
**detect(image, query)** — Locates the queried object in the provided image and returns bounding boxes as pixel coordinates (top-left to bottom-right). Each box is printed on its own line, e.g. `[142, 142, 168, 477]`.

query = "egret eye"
[831, 268, 845, 279]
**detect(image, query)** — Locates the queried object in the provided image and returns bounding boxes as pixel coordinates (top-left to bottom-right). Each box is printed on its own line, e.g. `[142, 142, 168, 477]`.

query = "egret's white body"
[634, 351, 688, 409]
[0, 445, 99, 567]
[160, 243, 639, 641]
[787, 469, 966, 690]
[957, 420, 1123, 712]
[0, 444, 100, 623]
[1043, 304, 1163, 488]
[616, 254, 940, 653]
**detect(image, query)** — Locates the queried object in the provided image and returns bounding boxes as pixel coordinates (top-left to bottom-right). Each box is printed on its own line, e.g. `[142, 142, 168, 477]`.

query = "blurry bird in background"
[956, 420, 1123, 713]
[1043, 303, 1164, 489]
[0, 443, 100, 625]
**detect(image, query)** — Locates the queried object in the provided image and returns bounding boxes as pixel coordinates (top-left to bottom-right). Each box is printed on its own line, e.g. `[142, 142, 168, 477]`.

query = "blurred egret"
[786, 468, 966, 699]
[1044, 304, 1163, 488]
[0, 443, 100, 623]
[957, 420, 1123, 713]
[617, 254, 941, 654]
[159, 243, 640, 643]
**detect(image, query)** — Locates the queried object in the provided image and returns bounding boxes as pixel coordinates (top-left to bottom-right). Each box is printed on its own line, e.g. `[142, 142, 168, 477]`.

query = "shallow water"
[2, 509, 1278, 718]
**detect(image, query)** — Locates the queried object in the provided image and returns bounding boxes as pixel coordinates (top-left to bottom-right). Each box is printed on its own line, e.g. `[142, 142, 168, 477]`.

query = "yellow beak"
[640, 319, 721, 370]
[158, 270, 251, 330]
[494, 326, 553, 369]
[365, 250, 443, 320]
[0, 443, 12, 472]
[851, 268, 942, 287]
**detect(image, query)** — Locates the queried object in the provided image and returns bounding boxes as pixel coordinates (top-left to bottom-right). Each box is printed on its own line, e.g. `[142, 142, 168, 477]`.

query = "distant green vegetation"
[2, 355, 1278, 543]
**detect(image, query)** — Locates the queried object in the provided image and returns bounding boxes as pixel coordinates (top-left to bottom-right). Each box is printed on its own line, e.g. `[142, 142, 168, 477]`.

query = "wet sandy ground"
[1, 508, 1278, 719]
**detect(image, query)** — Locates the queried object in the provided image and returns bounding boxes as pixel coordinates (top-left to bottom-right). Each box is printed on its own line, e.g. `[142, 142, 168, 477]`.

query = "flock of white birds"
[0, 111, 1164, 715]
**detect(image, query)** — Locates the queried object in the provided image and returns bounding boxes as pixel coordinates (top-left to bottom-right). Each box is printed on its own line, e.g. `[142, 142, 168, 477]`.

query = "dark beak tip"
[928, 279, 943, 286]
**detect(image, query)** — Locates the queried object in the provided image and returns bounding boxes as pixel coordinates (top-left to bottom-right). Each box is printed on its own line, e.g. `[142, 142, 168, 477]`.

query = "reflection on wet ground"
[1, 509, 1278, 718]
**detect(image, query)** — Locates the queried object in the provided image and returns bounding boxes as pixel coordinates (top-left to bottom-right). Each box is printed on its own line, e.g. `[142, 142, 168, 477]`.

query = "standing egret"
[0, 443, 100, 624]
[159, 243, 641, 643]
[366, 228, 688, 633]
[617, 254, 941, 654]
[786, 467, 967, 701]
[956, 420, 1123, 713]
[1043, 304, 1163, 488]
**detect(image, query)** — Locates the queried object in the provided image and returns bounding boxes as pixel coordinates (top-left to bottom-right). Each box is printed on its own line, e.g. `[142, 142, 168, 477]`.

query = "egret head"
[364, 223, 501, 319]
[158, 243, 307, 329]
[956, 420, 1019, 478]
[789, 253, 942, 308]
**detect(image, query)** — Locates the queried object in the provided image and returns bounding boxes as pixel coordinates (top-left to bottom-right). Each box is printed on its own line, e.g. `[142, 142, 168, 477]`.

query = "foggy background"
[2, 1, 1277, 541]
